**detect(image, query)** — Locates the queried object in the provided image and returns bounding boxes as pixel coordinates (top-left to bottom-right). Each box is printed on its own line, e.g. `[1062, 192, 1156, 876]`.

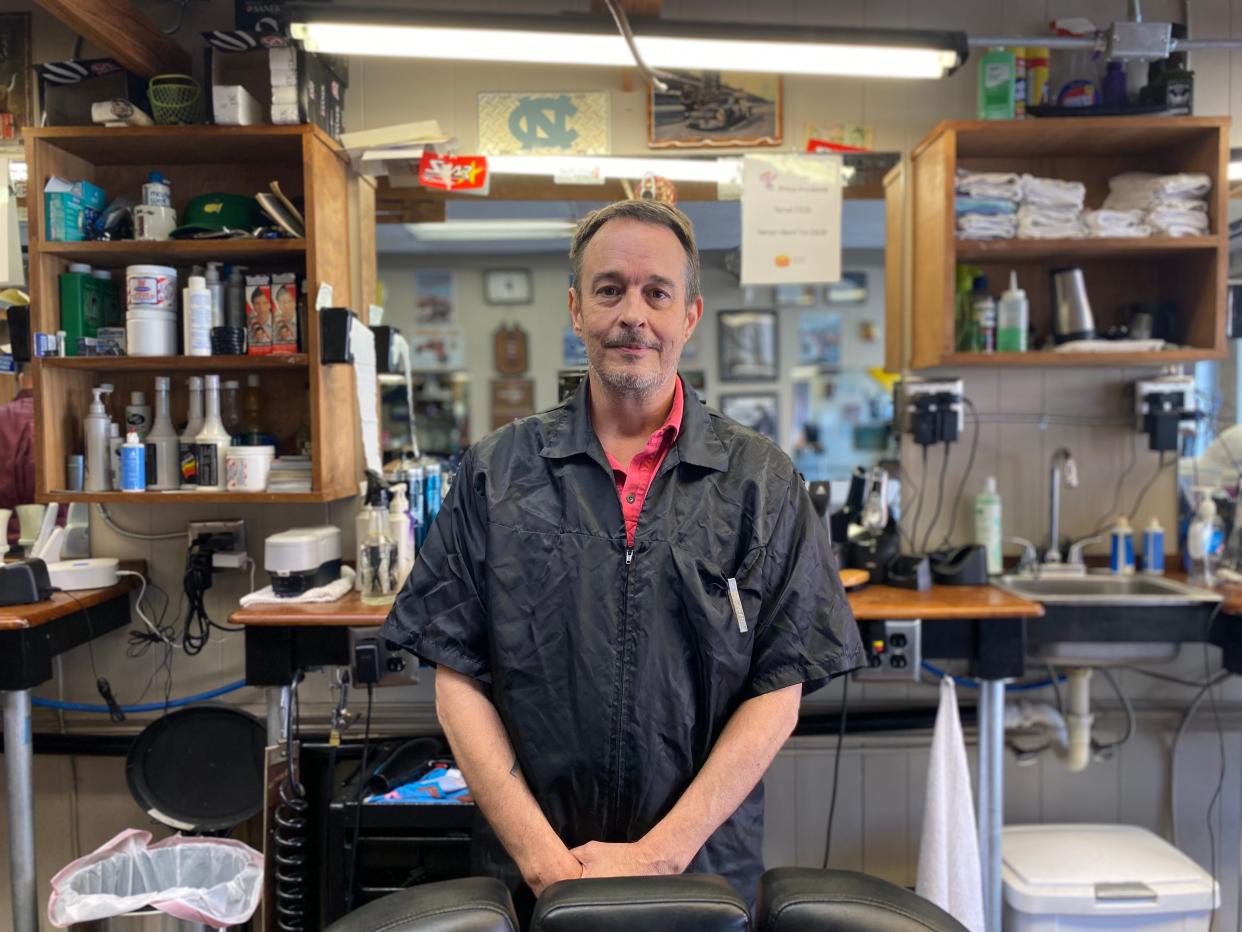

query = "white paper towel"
[350, 315, 383, 475]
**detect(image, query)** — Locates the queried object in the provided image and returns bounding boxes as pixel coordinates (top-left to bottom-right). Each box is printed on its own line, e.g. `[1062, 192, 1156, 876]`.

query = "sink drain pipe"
[1004, 668, 1094, 772]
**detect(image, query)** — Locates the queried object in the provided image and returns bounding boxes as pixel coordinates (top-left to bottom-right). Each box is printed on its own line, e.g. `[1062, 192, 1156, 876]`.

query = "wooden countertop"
[229, 582, 1043, 628]
[0, 559, 143, 630]
[847, 582, 1044, 621]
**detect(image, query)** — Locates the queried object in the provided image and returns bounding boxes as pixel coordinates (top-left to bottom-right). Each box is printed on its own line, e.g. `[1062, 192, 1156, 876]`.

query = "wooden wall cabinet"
[885, 117, 1230, 370]
[26, 125, 363, 503]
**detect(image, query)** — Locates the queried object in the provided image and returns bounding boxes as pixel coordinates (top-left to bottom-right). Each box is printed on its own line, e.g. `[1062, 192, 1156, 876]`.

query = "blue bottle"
[1110, 515, 1135, 575]
[119, 428, 146, 493]
[1142, 517, 1165, 575]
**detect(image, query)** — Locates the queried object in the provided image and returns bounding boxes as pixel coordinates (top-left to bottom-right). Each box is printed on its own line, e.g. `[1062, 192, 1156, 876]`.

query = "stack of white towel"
[1081, 208, 1151, 238]
[1103, 172, 1212, 238]
[955, 172, 1020, 239]
[1017, 175, 1085, 239]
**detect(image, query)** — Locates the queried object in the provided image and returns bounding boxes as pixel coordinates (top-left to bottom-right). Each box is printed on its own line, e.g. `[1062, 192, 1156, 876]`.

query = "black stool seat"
[532, 875, 750, 932]
[324, 877, 520, 932]
[757, 868, 970, 932]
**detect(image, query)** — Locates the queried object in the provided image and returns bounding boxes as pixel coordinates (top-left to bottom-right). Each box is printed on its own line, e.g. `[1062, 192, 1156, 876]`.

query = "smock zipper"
[610, 544, 634, 832]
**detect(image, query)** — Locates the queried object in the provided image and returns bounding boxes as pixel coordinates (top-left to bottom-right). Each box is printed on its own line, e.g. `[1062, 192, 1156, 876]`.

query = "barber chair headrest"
[323, 877, 519, 932]
[757, 868, 971, 932]
[532, 875, 750, 932]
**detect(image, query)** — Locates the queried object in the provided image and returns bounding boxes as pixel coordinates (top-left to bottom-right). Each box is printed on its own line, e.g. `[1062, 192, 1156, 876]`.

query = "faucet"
[1047, 448, 1078, 563]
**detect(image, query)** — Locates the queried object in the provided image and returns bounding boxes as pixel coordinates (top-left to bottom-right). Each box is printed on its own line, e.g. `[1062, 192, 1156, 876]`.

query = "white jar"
[125, 309, 176, 356]
[225, 445, 275, 491]
[125, 265, 177, 311]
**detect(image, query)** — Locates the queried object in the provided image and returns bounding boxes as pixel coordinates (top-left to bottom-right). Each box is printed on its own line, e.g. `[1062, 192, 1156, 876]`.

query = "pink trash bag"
[47, 829, 263, 929]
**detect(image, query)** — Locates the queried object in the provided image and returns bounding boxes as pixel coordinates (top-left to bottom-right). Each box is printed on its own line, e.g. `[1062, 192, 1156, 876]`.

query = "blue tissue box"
[43, 178, 106, 242]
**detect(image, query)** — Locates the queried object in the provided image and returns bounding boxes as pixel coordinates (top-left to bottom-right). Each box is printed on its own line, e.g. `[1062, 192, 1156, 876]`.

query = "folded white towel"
[1147, 206, 1209, 237]
[916, 677, 985, 932]
[956, 214, 1017, 240]
[1109, 170, 1211, 200]
[1054, 339, 1167, 353]
[240, 565, 356, 606]
[1021, 174, 1086, 209]
[1017, 204, 1084, 239]
[956, 170, 1022, 201]
[1081, 209, 1151, 238]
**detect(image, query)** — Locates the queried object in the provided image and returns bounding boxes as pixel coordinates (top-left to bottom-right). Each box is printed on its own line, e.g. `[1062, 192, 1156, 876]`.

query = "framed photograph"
[774, 284, 818, 308]
[0, 14, 31, 141]
[798, 311, 843, 367]
[484, 268, 533, 305]
[413, 270, 454, 324]
[825, 271, 868, 305]
[718, 309, 778, 381]
[720, 393, 779, 443]
[648, 71, 782, 148]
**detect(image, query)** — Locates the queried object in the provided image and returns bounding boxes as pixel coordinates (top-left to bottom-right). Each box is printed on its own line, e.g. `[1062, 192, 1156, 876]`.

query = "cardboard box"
[270, 272, 298, 354]
[212, 84, 262, 125]
[35, 58, 150, 127]
[245, 272, 272, 355]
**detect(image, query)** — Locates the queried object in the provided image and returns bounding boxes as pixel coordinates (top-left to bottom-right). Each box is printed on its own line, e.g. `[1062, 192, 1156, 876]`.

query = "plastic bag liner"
[48, 829, 263, 929]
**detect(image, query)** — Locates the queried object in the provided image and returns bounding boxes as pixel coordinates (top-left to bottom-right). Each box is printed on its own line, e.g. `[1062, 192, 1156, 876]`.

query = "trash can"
[48, 830, 262, 930]
[1002, 824, 1218, 931]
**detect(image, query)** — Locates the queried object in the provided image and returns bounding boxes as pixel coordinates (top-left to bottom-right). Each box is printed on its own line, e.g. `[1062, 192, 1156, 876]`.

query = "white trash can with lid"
[1002, 824, 1217, 931]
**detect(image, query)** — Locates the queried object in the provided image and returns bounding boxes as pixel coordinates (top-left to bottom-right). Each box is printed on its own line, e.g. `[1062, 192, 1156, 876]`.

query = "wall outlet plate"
[187, 519, 246, 569]
[898, 378, 964, 435]
[853, 619, 922, 683]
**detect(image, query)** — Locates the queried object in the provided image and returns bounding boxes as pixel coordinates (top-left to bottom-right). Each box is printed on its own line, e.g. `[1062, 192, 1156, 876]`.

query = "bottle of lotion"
[179, 376, 204, 488]
[1110, 515, 1136, 575]
[84, 384, 113, 491]
[145, 376, 180, 491]
[973, 476, 1003, 574]
[195, 374, 232, 491]
[186, 275, 213, 357]
[1142, 517, 1165, 575]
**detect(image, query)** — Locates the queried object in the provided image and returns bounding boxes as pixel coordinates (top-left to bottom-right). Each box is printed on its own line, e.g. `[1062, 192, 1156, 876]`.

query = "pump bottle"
[84, 384, 113, 491]
[389, 483, 414, 587]
[146, 376, 180, 490]
[179, 376, 204, 488]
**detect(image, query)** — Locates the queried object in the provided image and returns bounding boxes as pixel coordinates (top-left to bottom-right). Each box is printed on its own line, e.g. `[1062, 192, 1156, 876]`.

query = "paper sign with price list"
[740, 154, 842, 286]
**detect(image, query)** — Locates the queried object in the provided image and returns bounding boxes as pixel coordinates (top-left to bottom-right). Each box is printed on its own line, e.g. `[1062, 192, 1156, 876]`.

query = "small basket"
[148, 74, 203, 125]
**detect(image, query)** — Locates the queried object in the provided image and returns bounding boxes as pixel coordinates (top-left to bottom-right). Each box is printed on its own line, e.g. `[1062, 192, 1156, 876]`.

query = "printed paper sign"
[418, 153, 489, 192]
[478, 92, 609, 156]
[740, 154, 842, 286]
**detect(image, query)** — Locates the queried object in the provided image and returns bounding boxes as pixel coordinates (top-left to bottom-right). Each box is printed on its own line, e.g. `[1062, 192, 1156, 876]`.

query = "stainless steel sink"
[997, 573, 1222, 606]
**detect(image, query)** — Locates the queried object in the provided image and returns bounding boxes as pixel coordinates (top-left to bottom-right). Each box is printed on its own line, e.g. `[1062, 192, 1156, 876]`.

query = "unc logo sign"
[508, 95, 579, 150]
[478, 91, 610, 156]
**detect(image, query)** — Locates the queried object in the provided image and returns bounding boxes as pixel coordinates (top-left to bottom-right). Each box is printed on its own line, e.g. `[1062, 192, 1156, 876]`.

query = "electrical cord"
[909, 446, 929, 551]
[1090, 668, 1134, 759]
[54, 589, 125, 722]
[1169, 666, 1232, 850]
[1092, 430, 1139, 536]
[344, 683, 376, 914]
[601, 0, 678, 92]
[181, 540, 232, 656]
[1127, 451, 1171, 523]
[822, 675, 848, 869]
[920, 442, 950, 553]
[938, 396, 979, 549]
[96, 504, 184, 540]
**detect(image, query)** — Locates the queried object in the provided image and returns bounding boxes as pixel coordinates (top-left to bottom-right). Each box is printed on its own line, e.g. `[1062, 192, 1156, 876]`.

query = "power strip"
[853, 619, 921, 683]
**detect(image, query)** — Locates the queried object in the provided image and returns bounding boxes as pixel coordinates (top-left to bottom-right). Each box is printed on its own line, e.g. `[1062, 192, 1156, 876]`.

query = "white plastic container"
[974, 476, 1003, 575]
[1003, 824, 1217, 932]
[126, 309, 177, 356]
[125, 265, 177, 311]
[225, 445, 275, 491]
[185, 275, 213, 357]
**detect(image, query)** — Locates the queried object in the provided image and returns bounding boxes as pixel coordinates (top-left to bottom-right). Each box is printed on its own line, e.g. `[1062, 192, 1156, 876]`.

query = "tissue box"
[212, 84, 261, 125]
[43, 177, 106, 242]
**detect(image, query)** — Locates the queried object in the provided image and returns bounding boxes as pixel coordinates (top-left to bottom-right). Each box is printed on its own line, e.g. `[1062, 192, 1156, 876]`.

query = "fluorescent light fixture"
[405, 220, 578, 241]
[289, 8, 967, 79]
[489, 155, 740, 185]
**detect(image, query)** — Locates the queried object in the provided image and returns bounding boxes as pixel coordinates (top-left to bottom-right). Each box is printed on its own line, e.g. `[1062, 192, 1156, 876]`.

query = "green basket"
[148, 74, 203, 125]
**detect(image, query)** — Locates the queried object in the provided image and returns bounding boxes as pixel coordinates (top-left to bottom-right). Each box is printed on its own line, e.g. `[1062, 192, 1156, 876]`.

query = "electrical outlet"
[1135, 375, 1196, 429]
[187, 519, 246, 569]
[899, 378, 964, 439]
[853, 619, 921, 683]
[350, 630, 419, 687]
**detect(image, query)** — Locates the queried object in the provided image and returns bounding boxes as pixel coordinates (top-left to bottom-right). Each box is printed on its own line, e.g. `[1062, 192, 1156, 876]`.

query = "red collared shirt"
[0, 389, 34, 544]
[602, 379, 684, 547]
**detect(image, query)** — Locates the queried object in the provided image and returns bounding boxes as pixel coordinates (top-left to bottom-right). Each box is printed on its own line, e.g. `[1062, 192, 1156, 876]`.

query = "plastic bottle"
[205, 262, 225, 328]
[1187, 498, 1225, 586]
[145, 376, 180, 491]
[179, 376, 204, 489]
[1013, 48, 1027, 119]
[355, 499, 373, 593]
[125, 390, 151, 439]
[360, 491, 399, 606]
[220, 378, 242, 439]
[1102, 60, 1127, 108]
[226, 265, 247, 330]
[119, 428, 145, 492]
[108, 422, 122, 489]
[142, 171, 171, 207]
[91, 269, 119, 327]
[1143, 517, 1165, 575]
[973, 476, 1003, 575]
[997, 270, 1029, 353]
[195, 374, 232, 491]
[407, 464, 426, 551]
[84, 384, 113, 491]
[1109, 515, 1135, 575]
[242, 373, 263, 440]
[186, 275, 213, 357]
[977, 47, 1016, 120]
[1026, 46, 1051, 107]
[425, 462, 443, 531]
[389, 483, 414, 587]
[59, 262, 99, 357]
[972, 292, 996, 353]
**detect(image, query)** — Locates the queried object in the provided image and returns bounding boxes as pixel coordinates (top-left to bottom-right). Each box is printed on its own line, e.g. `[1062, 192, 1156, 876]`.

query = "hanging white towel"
[916, 677, 986, 932]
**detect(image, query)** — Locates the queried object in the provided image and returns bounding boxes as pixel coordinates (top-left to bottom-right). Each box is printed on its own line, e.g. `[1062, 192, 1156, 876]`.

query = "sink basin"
[997, 573, 1222, 606]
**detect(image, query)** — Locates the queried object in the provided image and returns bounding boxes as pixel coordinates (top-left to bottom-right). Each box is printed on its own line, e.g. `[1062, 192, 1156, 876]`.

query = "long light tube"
[404, 220, 578, 241]
[488, 155, 740, 184]
[290, 13, 965, 79]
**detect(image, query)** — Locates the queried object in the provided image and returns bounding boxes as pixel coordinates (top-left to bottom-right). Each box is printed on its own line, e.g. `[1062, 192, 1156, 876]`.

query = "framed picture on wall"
[718, 309, 778, 381]
[720, 393, 779, 443]
[648, 71, 782, 148]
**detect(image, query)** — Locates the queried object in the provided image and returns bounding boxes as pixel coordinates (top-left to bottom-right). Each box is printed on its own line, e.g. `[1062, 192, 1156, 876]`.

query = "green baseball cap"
[170, 193, 264, 238]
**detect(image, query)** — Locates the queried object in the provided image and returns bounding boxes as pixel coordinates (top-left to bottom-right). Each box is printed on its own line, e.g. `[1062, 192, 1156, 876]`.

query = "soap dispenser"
[84, 383, 113, 491]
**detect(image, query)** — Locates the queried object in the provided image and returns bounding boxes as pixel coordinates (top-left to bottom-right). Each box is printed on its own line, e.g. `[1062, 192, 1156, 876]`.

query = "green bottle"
[59, 263, 103, 357]
[978, 48, 1016, 120]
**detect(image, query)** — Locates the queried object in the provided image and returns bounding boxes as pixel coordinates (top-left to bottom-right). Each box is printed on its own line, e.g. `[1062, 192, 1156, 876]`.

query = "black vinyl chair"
[323, 876, 521, 932]
[531, 875, 751, 932]
[756, 868, 971, 932]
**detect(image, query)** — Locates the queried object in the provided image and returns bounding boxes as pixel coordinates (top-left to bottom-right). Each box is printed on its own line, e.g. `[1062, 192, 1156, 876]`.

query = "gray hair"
[569, 199, 701, 306]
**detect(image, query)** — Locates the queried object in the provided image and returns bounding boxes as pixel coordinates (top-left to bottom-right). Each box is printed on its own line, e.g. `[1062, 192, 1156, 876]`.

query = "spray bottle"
[358, 471, 398, 605]
[84, 383, 113, 491]
[389, 482, 414, 587]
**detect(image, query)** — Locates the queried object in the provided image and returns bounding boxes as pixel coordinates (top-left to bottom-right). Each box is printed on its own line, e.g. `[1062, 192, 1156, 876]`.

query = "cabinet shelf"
[39, 489, 351, 505]
[954, 236, 1219, 263]
[938, 349, 1216, 368]
[40, 354, 309, 372]
[40, 238, 305, 266]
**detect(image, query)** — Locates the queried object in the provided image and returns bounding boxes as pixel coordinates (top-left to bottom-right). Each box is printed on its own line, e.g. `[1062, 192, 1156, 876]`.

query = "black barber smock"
[381, 378, 864, 901]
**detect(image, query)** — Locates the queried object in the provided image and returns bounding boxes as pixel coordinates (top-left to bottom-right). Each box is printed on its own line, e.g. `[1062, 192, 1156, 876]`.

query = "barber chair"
[323, 877, 520, 932]
[756, 868, 971, 932]
[532, 875, 750, 931]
